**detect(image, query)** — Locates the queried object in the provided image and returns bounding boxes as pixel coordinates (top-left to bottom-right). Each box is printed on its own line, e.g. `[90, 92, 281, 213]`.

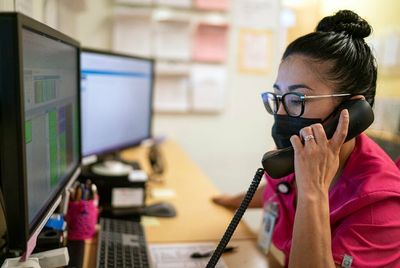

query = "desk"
[82, 140, 284, 267]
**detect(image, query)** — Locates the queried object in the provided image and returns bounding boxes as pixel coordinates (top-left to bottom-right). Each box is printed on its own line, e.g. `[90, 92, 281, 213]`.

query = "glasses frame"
[261, 91, 352, 117]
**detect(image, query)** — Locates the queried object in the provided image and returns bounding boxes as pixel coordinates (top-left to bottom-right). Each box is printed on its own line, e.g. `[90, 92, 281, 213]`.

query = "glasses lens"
[262, 92, 278, 114]
[283, 93, 303, 116]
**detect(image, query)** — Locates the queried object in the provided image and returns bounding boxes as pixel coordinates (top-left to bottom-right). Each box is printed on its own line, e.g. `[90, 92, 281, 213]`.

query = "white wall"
[0, 0, 43, 21]
[57, 0, 113, 50]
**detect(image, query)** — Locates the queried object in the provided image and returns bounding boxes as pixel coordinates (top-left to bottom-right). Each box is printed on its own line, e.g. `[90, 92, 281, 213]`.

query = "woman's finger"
[310, 123, 327, 145]
[290, 134, 303, 151]
[330, 109, 350, 150]
[299, 127, 316, 146]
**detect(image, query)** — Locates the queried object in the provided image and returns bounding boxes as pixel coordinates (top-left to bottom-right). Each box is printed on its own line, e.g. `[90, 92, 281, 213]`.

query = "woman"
[213, 10, 400, 267]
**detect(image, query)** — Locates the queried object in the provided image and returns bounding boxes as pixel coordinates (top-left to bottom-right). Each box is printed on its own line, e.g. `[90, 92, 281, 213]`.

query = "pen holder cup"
[65, 199, 98, 240]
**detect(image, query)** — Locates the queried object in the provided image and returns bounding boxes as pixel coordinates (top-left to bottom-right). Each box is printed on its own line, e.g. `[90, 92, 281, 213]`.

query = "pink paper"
[194, 0, 229, 11]
[192, 23, 229, 63]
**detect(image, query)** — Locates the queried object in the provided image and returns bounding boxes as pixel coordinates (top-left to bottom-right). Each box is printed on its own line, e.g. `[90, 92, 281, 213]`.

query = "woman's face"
[273, 54, 341, 119]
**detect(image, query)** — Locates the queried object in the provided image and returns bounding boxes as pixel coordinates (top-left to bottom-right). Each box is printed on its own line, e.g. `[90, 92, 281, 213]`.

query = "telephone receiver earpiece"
[262, 99, 374, 179]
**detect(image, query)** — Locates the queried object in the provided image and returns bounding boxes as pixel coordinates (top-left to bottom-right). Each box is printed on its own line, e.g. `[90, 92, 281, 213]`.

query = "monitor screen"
[23, 28, 80, 226]
[80, 49, 154, 158]
[0, 13, 81, 254]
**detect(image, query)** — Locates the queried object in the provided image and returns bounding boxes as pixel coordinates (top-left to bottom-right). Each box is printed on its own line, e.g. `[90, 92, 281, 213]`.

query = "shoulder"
[331, 134, 400, 267]
[330, 134, 400, 218]
[341, 133, 399, 192]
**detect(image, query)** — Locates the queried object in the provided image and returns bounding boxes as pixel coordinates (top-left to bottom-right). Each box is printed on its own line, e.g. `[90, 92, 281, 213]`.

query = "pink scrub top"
[263, 133, 400, 267]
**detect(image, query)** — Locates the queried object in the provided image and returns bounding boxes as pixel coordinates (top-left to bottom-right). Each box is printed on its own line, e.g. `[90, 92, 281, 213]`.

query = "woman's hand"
[212, 194, 242, 209]
[288, 109, 349, 268]
[212, 184, 266, 209]
[290, 109, 350, 198]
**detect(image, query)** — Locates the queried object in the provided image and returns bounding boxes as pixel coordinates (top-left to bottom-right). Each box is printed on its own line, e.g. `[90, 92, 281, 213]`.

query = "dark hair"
[282, 10, 377, 106]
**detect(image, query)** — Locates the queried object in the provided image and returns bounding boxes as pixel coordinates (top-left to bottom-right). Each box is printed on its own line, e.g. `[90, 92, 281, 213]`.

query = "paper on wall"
[190, 64, 226, 112]
[115, 0, 153, 5]
[112, 8, 153, 57]
[154, 19, 192, 60]
[238, 29, 273, 74]
[193, 0, 230, 11]
[155, 0, 191, 8]
[154, 75, 190, 112]
[192, 23, 229, 63]
[154, 62, 190, 112]
[233, 0, 280, 29]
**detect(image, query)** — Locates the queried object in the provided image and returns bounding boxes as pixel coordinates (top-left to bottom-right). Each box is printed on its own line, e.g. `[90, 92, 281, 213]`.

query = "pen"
[190, 246, 237, 258]
[69, 180, 98, 202]
[75, 185, 82, 201]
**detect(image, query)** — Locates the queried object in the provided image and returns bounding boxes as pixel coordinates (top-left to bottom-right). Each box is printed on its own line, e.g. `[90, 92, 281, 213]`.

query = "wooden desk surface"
[83, 140, 283, 267]
[122, 140, 255, 243]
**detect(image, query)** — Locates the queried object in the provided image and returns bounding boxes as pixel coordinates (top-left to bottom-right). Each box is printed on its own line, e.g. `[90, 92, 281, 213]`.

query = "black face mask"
[271, 115, 322, 149]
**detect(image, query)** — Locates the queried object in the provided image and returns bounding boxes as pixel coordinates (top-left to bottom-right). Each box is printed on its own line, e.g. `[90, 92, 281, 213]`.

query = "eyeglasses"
[261, 91, 351, 117]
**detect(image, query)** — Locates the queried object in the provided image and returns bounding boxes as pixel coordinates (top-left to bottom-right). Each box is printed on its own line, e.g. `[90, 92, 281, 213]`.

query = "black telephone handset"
[262, 99, 374, 179]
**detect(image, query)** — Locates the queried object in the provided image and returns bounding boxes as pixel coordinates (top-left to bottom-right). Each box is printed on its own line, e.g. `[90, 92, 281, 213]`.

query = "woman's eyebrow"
[287, 84, 313, 91]
[273, 83, 314, 92]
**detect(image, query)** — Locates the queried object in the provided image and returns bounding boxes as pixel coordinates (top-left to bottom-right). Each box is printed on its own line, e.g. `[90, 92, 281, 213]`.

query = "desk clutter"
[34, 215, 68, 253]
[79, 161, 147, 218]
[150, 243, 228, 268]
[64, 161, 149, 242]
[65, 180, 99, 241]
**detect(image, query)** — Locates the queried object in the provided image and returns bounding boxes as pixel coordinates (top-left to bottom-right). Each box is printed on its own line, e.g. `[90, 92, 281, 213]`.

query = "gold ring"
[304, 135, 315, 141]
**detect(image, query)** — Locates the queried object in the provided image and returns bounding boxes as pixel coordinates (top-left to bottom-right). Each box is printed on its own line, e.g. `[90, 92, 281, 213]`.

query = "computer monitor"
[80, 48, 154, 175]
[0, 13, 81, 255]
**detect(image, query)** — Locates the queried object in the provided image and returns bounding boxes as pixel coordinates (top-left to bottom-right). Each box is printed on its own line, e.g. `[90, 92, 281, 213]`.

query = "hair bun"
[316, 10, 371, 39]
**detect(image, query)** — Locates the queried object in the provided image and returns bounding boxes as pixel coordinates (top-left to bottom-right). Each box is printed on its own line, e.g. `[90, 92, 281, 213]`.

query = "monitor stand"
[90, 153, 134, 177]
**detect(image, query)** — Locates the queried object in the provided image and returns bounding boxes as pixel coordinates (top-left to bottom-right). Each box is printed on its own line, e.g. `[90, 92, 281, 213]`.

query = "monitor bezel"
[0, 12, 81, 253]
[80, 47, 155, 158]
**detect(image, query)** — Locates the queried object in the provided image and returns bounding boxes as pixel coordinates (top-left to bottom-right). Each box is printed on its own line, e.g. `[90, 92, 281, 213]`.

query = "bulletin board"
[112, 1, 230, 113]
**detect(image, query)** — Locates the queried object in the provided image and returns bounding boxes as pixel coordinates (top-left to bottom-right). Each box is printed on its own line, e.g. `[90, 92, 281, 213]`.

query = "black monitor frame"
[80, 47, 155, 159]
[0, 12, 81, 254]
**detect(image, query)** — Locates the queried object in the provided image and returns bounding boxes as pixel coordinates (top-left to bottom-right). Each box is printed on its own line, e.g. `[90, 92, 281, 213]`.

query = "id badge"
[258, 201, 278, 254]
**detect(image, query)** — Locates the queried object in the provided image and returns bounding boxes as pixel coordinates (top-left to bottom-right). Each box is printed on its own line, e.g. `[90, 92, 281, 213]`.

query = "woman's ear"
[350, 94, 365, 101]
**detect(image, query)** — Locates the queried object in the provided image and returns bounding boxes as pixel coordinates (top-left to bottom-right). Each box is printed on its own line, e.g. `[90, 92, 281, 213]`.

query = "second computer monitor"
[80, 49, 154, 162]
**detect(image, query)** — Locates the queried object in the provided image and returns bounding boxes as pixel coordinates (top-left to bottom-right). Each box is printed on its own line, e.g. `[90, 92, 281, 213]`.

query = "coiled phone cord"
[206, 168, 265, 268]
